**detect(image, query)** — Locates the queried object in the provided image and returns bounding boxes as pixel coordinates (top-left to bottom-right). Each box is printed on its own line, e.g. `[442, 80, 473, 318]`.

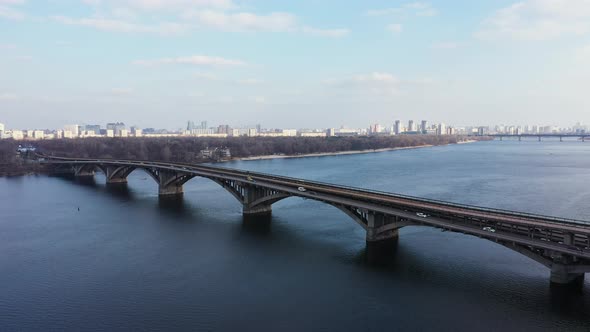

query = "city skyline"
[1, 1, 590, 128]
[1, 117, 588, 141]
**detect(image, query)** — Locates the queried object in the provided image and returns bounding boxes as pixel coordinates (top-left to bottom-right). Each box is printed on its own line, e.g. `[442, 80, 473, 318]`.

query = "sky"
[1, 0, 590, 130]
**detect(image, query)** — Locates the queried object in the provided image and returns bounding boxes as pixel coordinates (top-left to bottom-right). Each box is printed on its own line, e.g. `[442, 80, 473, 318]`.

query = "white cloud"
[83, 0, 236, 11]
[326, 72, 434, 97]
[0, 5, 24, 20]
[0, 93, 19, 101]
[249, 96, 266, 103]
[237, 78, 263, 85]
[366, 2, 437, 17]
[431, 41, 458, 49]
[110, 88, 134, 96]
[194, 72, 221, 80]
[301, 26, 349, 37]
[476, 0, 590, 41]
[133, 55, 246, 66]
[182, 10, 296, 32]
[386, 23, 402, 33]
[0, 0, 25, 4]
[52, 16, 187, 35]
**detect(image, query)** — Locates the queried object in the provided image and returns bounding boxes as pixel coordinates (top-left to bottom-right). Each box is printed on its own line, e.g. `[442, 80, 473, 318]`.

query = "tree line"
[0, 135, 490, 176]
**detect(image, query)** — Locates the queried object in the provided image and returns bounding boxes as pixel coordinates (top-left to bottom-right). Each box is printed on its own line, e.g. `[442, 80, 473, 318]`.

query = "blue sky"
[1, 0, 589, 130]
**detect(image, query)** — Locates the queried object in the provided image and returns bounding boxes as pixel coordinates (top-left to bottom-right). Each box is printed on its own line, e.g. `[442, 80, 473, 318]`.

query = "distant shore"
[228, 140, 478, 162]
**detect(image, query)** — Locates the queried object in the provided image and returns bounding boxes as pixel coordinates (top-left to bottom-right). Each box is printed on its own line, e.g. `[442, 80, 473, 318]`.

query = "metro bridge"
[487, 134, 590, 142]
[40, 155, 590, 290]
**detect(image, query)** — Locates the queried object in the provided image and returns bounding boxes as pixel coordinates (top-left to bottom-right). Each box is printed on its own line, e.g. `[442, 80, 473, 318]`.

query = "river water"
[1, 140, 590, 331]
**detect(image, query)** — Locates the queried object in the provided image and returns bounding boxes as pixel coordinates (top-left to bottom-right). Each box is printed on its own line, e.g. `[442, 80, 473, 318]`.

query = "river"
[1, 140, 590, 331]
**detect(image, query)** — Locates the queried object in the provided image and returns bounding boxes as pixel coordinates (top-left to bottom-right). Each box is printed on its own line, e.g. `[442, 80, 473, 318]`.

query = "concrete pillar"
[538, 136, 541, 142]
[159, 185, 183, 196]
[105, 165, 129, 184]
[560, 136, 563, 142]
[550, 265, 585, 290]
[242, 185, 272, 216]
[157, 170, 184, 196]
[518, 136, 521, 141]
[365, 212, 399, 264]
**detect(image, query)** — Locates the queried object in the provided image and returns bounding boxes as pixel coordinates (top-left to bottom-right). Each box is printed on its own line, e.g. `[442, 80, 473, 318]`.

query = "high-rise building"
[200, 121, 207, 130]
[106, 122, 126, 136]
[187, 121, 195, 131]
[0, 122, 4, 133]
[63, 124, 80, 137]
[437, 123, 447, 135]
[394, 120, 401, 135]
[408, 120, 415, 132]
[421, 120, 428, 134]
[85, 125, 101, 135]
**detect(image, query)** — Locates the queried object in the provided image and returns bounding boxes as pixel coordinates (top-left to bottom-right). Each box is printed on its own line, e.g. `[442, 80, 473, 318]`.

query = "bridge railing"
[39, 154, 590, 227]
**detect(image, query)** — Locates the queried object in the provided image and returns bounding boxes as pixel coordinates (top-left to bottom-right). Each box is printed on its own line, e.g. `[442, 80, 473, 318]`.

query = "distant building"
[421, 120, 428, 134]
[394, 120, 401, 135]
[326, 128, 336, 137]
[408, 120, 415, 132]
[106, 129, 115, 137]
[85, 125, 101, 135]
[33, 130, 45, 139]
[63, 124, 80, 138]
[282, 129, 297, 137]
[0, 122, 4, 134]
[106, 122, 126, 136]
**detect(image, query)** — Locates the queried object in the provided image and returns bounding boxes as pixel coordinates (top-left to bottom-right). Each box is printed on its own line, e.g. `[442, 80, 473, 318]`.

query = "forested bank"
[0, 135, 491, 176]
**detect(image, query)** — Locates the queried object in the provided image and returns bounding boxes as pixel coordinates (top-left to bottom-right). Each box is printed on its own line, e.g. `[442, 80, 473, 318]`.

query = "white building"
[33, 130, 45, 139]
[12, 130, 24, 140]
[106, 129, 115, 137]
[64, 124, 80, 138]
[281, 129, 297, 137]
[0, 122, 4, 134]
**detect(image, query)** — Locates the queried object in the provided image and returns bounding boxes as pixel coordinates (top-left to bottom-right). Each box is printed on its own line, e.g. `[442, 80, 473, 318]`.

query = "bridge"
[40, 155, 590, 290]
[487, 134, 589, 142]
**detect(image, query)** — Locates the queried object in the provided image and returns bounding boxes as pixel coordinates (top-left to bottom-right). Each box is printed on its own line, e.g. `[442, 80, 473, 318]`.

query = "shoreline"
[226, 140, 478, 162]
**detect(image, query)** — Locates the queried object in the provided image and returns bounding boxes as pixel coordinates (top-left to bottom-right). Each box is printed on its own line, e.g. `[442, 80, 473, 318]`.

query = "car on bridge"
[297, 187, 307, 192]
[416, 212, 429, 218]
[483, 227, 496, 233]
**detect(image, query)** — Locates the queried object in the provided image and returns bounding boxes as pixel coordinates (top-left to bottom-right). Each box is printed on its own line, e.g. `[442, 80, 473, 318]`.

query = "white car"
[416, 212, 428, 218]
[297, 187, 307, 192]
[483, 227, 496, 233]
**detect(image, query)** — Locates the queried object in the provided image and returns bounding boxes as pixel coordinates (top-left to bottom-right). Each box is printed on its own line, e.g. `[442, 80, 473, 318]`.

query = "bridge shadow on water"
[241, 214, 273, 236]
[157, 195, 190, 218]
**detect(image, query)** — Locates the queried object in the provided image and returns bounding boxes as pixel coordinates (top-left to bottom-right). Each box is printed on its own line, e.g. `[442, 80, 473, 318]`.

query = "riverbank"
[229, 140, 478, 162]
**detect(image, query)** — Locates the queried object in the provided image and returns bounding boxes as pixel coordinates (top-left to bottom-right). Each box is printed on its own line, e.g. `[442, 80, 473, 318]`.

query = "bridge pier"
[365, 212, 399, 263]
[550, 265, 585, 290]
[104, 165, 134, 184]
[157, 170, 194, 196]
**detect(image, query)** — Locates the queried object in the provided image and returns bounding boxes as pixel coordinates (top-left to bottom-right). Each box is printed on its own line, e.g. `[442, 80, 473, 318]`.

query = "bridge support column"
[365, 212, 399, 262]
[242, 185, 272, 216]
[104, 165, 135, 184]
[550, 265, 585, 290]
[157, 170, 192, 196]
[538, 136, 541, 142]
